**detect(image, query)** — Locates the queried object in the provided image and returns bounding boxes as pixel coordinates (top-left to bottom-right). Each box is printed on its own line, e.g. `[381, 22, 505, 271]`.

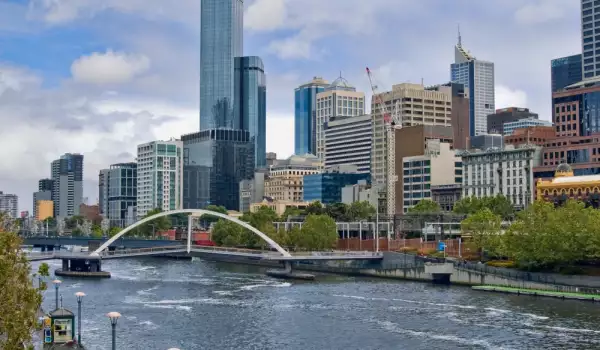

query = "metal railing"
[100, 246, 187, 257]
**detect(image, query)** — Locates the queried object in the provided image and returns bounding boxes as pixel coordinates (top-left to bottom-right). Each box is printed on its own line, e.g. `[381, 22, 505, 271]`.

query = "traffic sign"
[438, 241, 446, 252]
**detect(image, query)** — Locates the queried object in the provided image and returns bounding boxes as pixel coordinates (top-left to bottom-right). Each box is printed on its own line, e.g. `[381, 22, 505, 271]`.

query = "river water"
[31, 258, 600, 350]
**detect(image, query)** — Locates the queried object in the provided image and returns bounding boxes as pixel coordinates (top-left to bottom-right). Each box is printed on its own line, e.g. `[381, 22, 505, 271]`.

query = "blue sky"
[0, 0, 582, 211]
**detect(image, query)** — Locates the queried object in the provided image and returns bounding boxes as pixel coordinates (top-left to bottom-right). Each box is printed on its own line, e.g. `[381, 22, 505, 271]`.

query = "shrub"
[417, 248, 437, 256]
[486, 260, 516, 268]
[398, 247, 418, 254]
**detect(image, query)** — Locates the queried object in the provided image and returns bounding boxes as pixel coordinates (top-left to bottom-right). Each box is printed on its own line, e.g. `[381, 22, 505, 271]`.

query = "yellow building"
[536, 163, 600, 205]
[264, 154, 321, 202]
[35, 200, 54, 221]
[249, 200, 311, 216]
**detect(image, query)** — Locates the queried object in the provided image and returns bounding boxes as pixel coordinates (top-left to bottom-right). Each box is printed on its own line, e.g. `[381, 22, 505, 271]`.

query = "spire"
[457, 24, 462, 47]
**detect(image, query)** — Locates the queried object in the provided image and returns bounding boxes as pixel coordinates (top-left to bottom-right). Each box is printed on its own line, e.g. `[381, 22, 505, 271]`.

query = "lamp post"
[75, 292, 85, 345]
[52, 279, 62, 310]
[107, 312, 121, 350]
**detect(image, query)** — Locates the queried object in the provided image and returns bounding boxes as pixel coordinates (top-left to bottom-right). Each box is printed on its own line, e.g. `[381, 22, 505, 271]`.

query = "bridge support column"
[55, 257, 110, 278]
[284, 261, 292, 273]
[187, 215, 193, 254]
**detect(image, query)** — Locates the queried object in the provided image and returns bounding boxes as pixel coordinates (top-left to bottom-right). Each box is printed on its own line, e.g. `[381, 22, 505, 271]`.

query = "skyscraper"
[582, 0, 600, 79]
[200, 0, 244, 130]
[294, 77, 329, 155]
[0, 191, 18, 218]
[51, 153, 84, 218]
[450, 31, 495, 137]
[551, 54, 583, 92]
[99, 163, 137, 227]
[235, 56, 267, 168]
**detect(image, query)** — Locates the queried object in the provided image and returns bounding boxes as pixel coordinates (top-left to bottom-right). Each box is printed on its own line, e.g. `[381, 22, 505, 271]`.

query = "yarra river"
[31, 258, 600, 350]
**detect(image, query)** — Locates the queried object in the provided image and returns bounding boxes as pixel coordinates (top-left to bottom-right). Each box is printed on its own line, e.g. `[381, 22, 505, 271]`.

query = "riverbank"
[472, 285, 600, 302]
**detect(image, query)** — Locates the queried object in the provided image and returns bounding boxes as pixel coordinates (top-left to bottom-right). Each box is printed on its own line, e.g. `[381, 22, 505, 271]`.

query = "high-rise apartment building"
[426, 82, 470, 150]
[315, 76, 365, 162]
[136, 140, 183, 219]
[294, 77, 329, 155]
[487, 107, 539, 135]
[551, 54, 582, 92]
[0, 191, 18, 218]
[33, 178, 53, 219]
[51, 153, 84, 218]
[582, 0, 600, 79]
[199, 0, 243, 130]
[182, 129, 254, 211]
[100, 163, 137, 227]
[450, 32, 495, 136]
[234, 56, 267, 168]
[324, 114, 372, 173]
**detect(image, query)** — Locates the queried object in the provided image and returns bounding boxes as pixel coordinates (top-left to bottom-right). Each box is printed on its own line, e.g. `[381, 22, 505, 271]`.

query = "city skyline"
[0, 1, 581, 211]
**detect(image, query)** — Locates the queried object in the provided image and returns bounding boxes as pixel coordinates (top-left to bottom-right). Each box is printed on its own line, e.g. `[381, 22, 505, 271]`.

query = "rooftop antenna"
[457, 24, 462, 46]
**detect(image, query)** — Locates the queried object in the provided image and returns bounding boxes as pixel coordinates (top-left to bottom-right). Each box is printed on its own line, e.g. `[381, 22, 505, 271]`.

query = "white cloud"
[71, 50, 150, 84]
[245, 0, 286, 31]
[514, 1, 566, 24]
[495, 85, 528, 111]
[266, 113, 294, 158]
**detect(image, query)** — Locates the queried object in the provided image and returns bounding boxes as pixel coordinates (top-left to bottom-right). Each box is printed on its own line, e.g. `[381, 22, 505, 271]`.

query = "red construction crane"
[366, 67, 394, 125]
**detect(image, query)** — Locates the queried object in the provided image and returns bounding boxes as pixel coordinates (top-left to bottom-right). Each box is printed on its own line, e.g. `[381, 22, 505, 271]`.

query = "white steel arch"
[90, 209, 291, 257]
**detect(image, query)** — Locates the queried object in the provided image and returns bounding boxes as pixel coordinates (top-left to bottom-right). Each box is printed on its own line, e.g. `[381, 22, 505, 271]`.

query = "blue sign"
[438, 241, 446, 252]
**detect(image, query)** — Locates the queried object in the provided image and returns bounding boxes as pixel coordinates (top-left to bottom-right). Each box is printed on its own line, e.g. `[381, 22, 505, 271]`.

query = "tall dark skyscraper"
[551, 54, 582, 92]
[235, 56, 266, 168]
[294, 77, 329, 155]
[200, 0, 244, 130]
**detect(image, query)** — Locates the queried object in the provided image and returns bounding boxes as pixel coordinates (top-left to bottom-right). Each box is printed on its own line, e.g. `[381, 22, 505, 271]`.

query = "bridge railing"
[24, 251, 56, 258]
[191, 245, 270, 255]
[100, 246, 186, 257]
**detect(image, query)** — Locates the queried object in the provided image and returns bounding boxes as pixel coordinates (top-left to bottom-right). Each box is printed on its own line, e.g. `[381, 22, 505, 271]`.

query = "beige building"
[249, 200, 311, 216]
[316, 76, 365, 162]
[264, 154, 321, 202]
[35, 200, 54, 221]
[371, 83, 453, 215]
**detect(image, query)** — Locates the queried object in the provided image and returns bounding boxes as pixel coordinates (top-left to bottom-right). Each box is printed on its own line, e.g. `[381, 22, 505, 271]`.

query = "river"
[30, 258, 600, 350]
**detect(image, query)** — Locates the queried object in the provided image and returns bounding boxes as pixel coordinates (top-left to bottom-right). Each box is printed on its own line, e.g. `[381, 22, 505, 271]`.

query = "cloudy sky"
[0, 0, 581, 211]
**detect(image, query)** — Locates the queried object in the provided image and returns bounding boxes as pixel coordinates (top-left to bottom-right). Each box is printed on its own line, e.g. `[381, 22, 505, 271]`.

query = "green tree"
[305, 201, 324, 215]
[108, 226, 122, 238]
[409, 199, 441, 213]
[281, 206, 302, 221]
[137, 208, 171, 236]
[461, 208, 502, 259]
[65, 215, 85, 229]
[202, 205, 228, 225]
[0, 213, 42, 349]
[299, 214, 338, 250]
[91, 224, 103, 238]
[71, 227, 83, 237]
[347, 201, 376, 221]
[211, 220, 246, 247]
[326, 202, 350, 221]
[37, 263, 50, 291]
[454, 195, 514, 220]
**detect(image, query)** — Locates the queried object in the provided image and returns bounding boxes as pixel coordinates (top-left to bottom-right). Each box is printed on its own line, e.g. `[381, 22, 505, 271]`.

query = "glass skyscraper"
[200, 0, 243, 130]
[235, 56, 267, 168]
[582, 0, 600, 79]
[450, 33, 495, 137]
[551, 54, 582, 92]
[294, 77, 329, 155]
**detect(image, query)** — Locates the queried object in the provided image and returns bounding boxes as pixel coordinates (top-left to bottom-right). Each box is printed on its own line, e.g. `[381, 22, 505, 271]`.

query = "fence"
[337, 238, 463, 256]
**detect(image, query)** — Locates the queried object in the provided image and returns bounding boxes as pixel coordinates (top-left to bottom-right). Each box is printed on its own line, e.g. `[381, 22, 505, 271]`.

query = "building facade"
[136, 140, 183, 219]
[101, 163, 138, 227]
[401, 142, 462, 213]
[504, 126, 556, 147]
[461, 145, 542, 209]
[264, 154, 321, 202]
[315, 76, 365, 162]
[451, 33, 495, 136]
[582, 0, 600, 79]
[0, 191, 18, 218]
[234, 56, 267, 168]
[503, 118, 552, 136]
[324, 114, 372, 173]
[536, 163, 600, 206]
[468, 134, 504, 150]
[426, 82, 470, 150]
[486, 107, 539, 135]
[303, 166, 370, 205]
[239, 171, 266, 213]
[51, 153, 84, 218]
[98, 169, 109, 216]
[182, 129, 254, 211]
[35, 200, 53, 221]
[199, 0, 243, 130]
[431, 184, 463, 212]
[294, 77, 329, 155]
[551, 54, 582, 92]
[33, 191, 52, 220]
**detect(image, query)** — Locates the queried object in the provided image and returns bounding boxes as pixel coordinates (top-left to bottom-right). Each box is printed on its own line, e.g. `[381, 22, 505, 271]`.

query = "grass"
[472, 285, 600, 300]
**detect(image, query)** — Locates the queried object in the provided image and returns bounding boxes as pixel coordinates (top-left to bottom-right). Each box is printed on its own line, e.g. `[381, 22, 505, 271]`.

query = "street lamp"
[107, 312, 121, 350]
[75, 292, 85, 345]
[52, 279, 62, 310]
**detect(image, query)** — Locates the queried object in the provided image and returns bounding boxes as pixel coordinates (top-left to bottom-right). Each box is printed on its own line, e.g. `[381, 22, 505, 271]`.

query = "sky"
[0, 0, 581, 212]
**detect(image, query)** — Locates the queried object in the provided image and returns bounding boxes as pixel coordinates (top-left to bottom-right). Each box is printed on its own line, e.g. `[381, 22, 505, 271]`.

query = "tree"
[299, 214, 338, 250]
[211, 220, 246, 247]
[326, 202, 350, 221]
[454, 195, 514, 220]
[136, 208, 171, 236]
[108, 227, 122, 238]
[281, 206, 302, 221]
[347, 201, 376, 221]
[305, 201, 324, 215]
[91, 224, 103, 238]
[37, 263, 50, 291]
[202, 205, 228, 225]
[0, 213, 42, 349]
[409, 199, 441, 213]
[461, 208, 502, 259]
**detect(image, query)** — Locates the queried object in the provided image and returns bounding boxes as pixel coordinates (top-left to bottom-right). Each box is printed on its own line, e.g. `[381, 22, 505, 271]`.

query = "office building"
[38, 179, 53, 192]
[137, 140, 183, 219]
[35, 200, 53, 221]
[266, 152, 278, 167]
[182, 129, 254, 211]
[468, 134, 504, 150]
[394, 125, 454, 214]
[294, 77, 329, 155]
[264, 154, 321, 202]
[315, 76, 365, 162]
[551, 54, 582, 92]
[341, 180, 379, 209]
[0, 192, 18, 218]
[235, 56, 267, 168]
[402, 142, 462, 213]
[324, 114, 372, 173]
[303, 165, 370, 205]
[199, 0, 243, 130]
[426, 82, 470, 150]
[33, 191, 51, 219]
[51, 153, 84, 218]
[504, 126, 555, 147]
[503, 118, 551, 136]
[239, 171, 266, 213]
[451, 31, 495, 136]
[582, 0, 600, 79]
[431, 184, 462, 212]
[100, 163, 137, 227]
[487, 107, 539, 135]
[461, 145, 542, 209]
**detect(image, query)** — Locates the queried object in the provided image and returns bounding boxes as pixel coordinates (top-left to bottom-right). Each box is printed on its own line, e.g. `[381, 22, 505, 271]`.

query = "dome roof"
[555, 163, 573, 177]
